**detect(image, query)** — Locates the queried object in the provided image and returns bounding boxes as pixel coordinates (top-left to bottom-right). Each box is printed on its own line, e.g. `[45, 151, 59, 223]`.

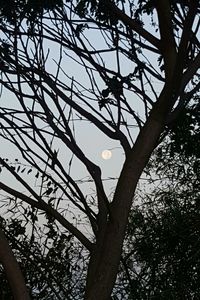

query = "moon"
[101, 150, 112, 160]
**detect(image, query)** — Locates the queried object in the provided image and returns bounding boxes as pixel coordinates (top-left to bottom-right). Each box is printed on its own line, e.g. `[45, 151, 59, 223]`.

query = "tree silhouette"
[0, 1, 199, 299]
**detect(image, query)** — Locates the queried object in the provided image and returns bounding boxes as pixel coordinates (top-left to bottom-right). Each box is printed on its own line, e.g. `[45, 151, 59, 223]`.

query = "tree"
[1, 101, 199, 300]
[120, 104, 200, 299]
[0, 214, 86, 299]
[0, 1, 199, 299]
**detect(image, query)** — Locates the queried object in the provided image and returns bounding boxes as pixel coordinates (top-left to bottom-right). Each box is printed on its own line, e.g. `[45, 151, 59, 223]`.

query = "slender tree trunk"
[0, 228, 30, 300]
[85, 84, 176, 300]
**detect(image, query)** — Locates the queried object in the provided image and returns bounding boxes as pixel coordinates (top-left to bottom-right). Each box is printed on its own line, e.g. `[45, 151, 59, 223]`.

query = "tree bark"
[0, 228, 30, 300]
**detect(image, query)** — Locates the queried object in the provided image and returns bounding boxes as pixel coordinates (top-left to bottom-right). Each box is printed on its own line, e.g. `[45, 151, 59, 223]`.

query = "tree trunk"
[85, 84, 176, 299]
[0, 228, 30, 300]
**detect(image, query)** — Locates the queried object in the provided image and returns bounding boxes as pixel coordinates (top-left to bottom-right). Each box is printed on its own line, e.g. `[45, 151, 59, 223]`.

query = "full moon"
[101, 150, 112, 160]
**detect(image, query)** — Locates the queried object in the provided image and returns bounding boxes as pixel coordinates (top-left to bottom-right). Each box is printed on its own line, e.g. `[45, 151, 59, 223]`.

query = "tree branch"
[0, 182, 93, 251]
[106, 1, 161, 49]
[155, 0, 177, 81]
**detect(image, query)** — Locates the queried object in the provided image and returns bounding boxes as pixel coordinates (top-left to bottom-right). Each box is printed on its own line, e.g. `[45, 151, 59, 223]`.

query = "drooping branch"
[0, 181, 93, 251]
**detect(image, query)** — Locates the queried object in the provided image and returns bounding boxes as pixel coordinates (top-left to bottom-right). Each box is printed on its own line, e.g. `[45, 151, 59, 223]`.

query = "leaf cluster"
[0, 0, 63, 24]
[75, 0, 121, 24]
[120, 107, 200, 298]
